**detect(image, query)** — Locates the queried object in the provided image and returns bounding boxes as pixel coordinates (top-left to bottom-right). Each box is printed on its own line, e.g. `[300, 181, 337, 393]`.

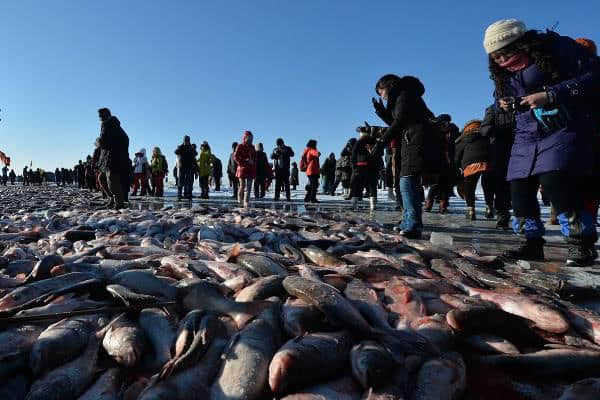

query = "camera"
[355, 122, 387, 139]
[502, 97, 530, 113]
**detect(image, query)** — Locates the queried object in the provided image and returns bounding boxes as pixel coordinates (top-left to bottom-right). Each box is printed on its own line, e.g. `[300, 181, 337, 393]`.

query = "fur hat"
[483, 19, 526, 54]
[462, 120, 482, 134]
[576, 38, 597, 56]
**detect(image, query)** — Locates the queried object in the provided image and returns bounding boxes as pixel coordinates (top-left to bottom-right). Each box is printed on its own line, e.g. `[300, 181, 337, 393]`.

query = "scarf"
[499, 53, 531, 72]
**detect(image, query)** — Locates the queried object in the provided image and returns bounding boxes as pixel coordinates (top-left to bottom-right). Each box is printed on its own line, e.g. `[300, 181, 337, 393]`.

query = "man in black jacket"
[373, 74, 440, 239]
[480, 105, 515, 229]
[97, 108, 129, 209]
[321, 153, 336, 195]
[174, 135, 197, 200]
[271, 138, 294, 201]
[227, 142, 239, 199]
[212, 156, 223, 191]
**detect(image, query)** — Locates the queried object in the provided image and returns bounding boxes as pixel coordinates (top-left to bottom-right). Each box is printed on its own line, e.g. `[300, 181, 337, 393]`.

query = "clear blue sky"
[1, 1, 598, 173]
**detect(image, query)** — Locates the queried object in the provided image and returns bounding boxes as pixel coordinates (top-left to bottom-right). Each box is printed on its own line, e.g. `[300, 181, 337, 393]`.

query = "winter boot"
[439, 200, 448, 214]
[351, 197, 359, 211]
[549, 206, 558, 225]
[466, 207, 476, 221]
[566, 242, 596, 267]
[502, 237, 545, 261]
[496, 211, 510, 229]
[370, 197, 377, 211]
[387, 188, 395, 201]
[485, 206, 494, 219]
[423, 197, 433, 212]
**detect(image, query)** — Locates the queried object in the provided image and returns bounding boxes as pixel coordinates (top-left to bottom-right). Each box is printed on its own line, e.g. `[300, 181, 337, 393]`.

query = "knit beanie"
[575, 38, 597, 56]
[483, 19, 526, 54]
[462, 120, 482, 135]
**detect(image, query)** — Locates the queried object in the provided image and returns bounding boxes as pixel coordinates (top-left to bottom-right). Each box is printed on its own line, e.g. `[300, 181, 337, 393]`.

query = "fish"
[559, 378, 600, 400]
[77, 368, 123, 400]
[280, 376, 363, 400]
[452, 258, 515, 289]
[301, 246, 346, 267]
[269, 331, 354, 394]
[30, 314, 105, 375]
[178, 279, 272, 329]
[0, 324, 45, 380]
[211, 303, 282, 400]
[344, 279, 392, 330]
[462, 334, 520, 355]
[138, 308, 176, 371]
[413, 352, 466, 400]
[281, 297, 331, 336]
[0, 374, 30, 400]
[384, 278, 427, 324]
[102, 313, 146, 367]
[25, 336, 103, 400]
[159, 311, 222, 380]
[283, 276, 437, 356]
[234, 275, 285, 302]
[235, 252, 289, 277]
[351, 340, 395, 389]
[111, 270, 177, 300]
[23, 254, 65, 283]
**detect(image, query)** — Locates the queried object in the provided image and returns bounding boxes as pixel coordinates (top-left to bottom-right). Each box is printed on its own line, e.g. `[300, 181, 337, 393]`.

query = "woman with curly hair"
[484, 19, 600, 265]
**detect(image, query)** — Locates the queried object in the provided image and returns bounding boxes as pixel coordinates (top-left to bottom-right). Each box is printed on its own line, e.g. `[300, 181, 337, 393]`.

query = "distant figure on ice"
[234, 131, 257, 208]
[175, 135, 197, 201]
[271, 138, 294, 201]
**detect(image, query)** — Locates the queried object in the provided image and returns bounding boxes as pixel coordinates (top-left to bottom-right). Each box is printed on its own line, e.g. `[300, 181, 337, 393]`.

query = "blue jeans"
[400, 176, 423, 233]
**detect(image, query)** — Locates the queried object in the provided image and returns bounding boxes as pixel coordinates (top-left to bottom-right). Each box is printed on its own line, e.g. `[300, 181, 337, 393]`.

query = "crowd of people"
[6, 19, 598, 268]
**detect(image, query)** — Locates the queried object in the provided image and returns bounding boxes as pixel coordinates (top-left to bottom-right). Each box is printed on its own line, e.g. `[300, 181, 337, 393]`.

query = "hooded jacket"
[134, 148, 148, 174]
[302, 147, 320, 176]
[381, 76, 440, 176]
[455, 132, 490, 170]
[98, 116, 130, 173]
[499, 32, 600, 180]
[234, 133, 257, 179]
[197, 148, 212, 177]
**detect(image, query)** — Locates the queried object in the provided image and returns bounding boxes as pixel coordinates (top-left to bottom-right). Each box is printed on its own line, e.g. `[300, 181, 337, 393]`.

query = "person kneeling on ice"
[351, 125, 384, 211]
[484, 19, 600, 265]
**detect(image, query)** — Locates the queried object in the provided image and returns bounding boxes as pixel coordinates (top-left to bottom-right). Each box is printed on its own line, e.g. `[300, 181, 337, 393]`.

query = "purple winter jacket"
[500, 32, 600, 181]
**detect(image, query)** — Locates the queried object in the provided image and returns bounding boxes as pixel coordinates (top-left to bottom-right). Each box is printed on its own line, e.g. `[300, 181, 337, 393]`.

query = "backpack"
[299, 153, 308, 172]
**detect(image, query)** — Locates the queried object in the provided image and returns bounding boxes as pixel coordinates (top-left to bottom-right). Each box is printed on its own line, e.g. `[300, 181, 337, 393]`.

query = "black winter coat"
[175, 143, 197, 171]
[212, 158, 223, 178]
[271, 145, 294, 171]
[255, 151, 269, 179]
[381, 77, 440, 176]
[227, 152, 237, 177]
[480, 105, 515, 175]
[98, 116, 129, 173]
[455, 133, 490, 170]
[321, 157, 336, 177]
[351, 136, 383, 172]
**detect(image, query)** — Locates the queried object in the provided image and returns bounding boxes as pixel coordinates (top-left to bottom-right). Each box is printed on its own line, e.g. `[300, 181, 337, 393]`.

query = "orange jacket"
[302, 147, 320, 176]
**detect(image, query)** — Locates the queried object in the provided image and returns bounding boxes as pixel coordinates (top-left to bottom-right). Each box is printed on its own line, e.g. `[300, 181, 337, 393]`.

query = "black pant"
[511, 171, 583, 221]
[351, 167, 378, 198]
[214, 177, 221, 191]
[494, 172, 511, 212]
[199, 175, 209, 198]
[254, 177, 266, 198]
[178, 169, 194, 199]
[274, 169, 290, 199]
[463, 171, 495, 207]
[306, 175, 319, 202]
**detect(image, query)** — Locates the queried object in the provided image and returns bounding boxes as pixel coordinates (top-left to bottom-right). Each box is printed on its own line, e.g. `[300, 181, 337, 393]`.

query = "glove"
[372, 97, 393, 126]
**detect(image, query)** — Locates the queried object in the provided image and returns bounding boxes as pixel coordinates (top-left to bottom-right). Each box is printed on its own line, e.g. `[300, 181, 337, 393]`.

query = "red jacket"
[234, 143, 256, 179]
[302, 147, 320, 176]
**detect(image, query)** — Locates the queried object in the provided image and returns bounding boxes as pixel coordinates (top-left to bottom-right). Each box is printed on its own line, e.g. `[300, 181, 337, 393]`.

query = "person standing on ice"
[9, 169, 15, 185]
[150, 147, 168, 197]
[350, 126, 383, 211]
[174, 135, 197, 201]
[131, 148, 149, 196]
[372, 74, 440, 239]
[197, 141, 212, 199]
[271, 138, 294, 201]
[227, 142, 239, 199]
[290, 161, 299, 190]
[97, 107, 130, 209]
[484, 19, 600, 266]
[301, 139, 320, 204]
[234, 131, 257, 208]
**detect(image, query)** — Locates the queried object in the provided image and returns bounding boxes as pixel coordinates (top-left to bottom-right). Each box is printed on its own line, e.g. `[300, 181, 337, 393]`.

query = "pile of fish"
[2, 185, 600, 399]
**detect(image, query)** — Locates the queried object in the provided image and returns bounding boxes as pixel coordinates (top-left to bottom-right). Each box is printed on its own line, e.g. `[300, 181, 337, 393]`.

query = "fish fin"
[226, 243, 241, 262]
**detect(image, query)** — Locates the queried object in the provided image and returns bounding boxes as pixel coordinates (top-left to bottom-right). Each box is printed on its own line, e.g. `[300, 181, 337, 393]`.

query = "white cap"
[483, 19, 526, 54]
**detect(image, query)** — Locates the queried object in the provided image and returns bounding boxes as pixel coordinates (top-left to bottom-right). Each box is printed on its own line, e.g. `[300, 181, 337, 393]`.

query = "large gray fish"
[235, 252, 289, 277]
[301, 246, 345, 267]
[235, 275, 285, 302]
[0, 324, 45, 380]
[178, 279, 271, 329]
[138, 308, 176, 371]
[139, 336, 228, 400]
[23, 254, 65, 283]
[211, 303, 282, 400]
[0, 272, 100, 313]
[111, 270, 177, 300]
[351, 340, 395, 390]
[559, 378, 600, 400]
[280, 376, 363, 400]
[344, 279, 391, 330]
[77, 368, 122, 400]
[159, 311, 223, 380]
[102, 313, 146, 368]
[25, 336, 103, 400]
[269, 331, 354, 394]
[282, 276, 436, 357]
[361, 367, 408, 400]
[413, 352, 466, 400]
[30, 314, 106, 376]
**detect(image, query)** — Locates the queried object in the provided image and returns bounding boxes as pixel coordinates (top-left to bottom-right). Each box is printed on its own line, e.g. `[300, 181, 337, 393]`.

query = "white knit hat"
[483, 19, 526, 54]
